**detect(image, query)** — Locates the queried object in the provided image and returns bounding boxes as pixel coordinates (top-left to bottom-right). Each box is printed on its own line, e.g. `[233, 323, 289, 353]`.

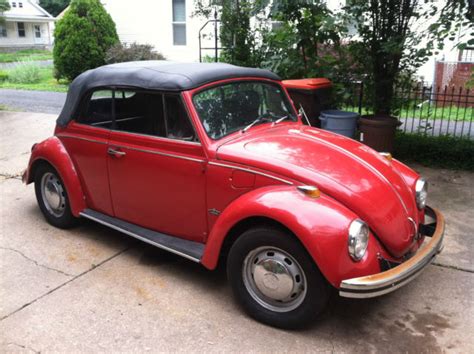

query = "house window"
[172, 0, 186, 45]
[12, 2, 16, 7]
[0, 25, 7, 37]
[34, 25, 41, 38]
[19, 2, 23, 7]
[17, 22, 25, 37]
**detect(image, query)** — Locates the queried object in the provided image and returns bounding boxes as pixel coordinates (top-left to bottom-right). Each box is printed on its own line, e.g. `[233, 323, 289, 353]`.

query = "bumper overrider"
[339, 206, 445, 298]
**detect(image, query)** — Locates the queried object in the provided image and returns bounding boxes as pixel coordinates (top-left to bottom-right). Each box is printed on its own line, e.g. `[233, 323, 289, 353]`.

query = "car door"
[57, 89, 114, 215]
[107, 90, 208, 242]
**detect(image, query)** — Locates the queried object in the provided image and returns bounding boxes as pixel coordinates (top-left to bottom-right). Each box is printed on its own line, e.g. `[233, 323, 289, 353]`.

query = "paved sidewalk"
[0, 111, 473, 352]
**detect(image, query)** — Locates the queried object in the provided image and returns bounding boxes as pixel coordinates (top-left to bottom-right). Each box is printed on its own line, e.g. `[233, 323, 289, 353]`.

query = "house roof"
[57, 61, 281, 126]
[3, 0, 54, 21]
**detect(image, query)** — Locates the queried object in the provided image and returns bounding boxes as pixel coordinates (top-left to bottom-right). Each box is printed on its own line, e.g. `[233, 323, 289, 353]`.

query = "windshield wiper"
[242, 116, 272, 133]
[272, 115, 289, 125]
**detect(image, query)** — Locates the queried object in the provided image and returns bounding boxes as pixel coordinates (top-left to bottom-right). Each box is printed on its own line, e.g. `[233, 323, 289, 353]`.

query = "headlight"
[415, 178, 428, 209]
[348, 219, 369, 261]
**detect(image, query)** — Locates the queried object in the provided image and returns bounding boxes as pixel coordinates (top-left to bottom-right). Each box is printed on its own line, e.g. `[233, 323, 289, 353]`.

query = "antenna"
[299, 104, 312, 127]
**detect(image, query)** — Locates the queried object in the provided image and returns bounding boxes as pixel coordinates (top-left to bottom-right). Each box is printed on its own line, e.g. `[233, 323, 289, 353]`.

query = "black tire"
[34, 164, 77, 229]
[227, 226, 329, 329]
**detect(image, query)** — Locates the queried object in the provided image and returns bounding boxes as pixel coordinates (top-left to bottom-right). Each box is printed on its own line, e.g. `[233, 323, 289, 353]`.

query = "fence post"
[358, 81, 363, 116]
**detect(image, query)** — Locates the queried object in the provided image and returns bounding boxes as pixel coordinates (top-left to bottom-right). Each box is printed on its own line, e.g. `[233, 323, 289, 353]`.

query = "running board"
[80, 209, 204, 263]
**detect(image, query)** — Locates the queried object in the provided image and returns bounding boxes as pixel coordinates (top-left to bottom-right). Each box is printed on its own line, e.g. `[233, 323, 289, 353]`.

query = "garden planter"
[358, 115, 402, 153]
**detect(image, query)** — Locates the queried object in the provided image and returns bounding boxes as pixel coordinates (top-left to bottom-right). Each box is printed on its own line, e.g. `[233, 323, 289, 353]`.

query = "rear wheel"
[34, 164, 77, 229]
[227, 226, 329, 329]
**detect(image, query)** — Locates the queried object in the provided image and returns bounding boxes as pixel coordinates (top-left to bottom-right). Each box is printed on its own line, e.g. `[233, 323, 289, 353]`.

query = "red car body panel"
[24, 136, 86, 216]
[24, 75, 425, 289]
[213, 124, 420, 258]
[200, 185, 393, 287]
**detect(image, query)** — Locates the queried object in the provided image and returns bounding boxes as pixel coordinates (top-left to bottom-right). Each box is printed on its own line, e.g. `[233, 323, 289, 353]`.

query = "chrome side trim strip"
[113, 145, 205, 163]
[57, 134, 204, 163]
[296, 131, 409, 214]
[111, 130, 202, 146]
[208, 161, 293, 185]
[79, 212, 201, 263]
[56, 134, 107, 145]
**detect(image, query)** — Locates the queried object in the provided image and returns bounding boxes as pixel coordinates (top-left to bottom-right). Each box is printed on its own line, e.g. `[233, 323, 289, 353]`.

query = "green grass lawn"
[0, 66, 68, 92]
[0, 49, 53, 63]
[344, 105, 473, 121]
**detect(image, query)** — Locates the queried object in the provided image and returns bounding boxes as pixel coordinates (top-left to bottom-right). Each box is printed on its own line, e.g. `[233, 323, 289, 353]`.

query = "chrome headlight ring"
[415, 178, 428, 210]
[348, 219, 369, 261]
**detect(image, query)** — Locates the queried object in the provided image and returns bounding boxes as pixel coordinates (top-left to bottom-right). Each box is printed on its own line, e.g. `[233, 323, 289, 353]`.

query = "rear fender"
[201, 185, 384, 287]
[24, 136, 86, 216]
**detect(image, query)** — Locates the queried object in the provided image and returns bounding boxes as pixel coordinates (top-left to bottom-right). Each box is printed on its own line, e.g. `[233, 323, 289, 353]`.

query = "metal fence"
[340, 82, 474, 139]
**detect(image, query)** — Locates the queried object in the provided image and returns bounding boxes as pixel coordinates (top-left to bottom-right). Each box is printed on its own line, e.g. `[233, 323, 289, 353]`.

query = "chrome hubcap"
[243, 247, 307, 312]
[41, 172, 66, 217]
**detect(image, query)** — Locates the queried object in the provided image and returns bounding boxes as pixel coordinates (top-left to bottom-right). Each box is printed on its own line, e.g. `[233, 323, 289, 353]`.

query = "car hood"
[216, 125, 419, 258]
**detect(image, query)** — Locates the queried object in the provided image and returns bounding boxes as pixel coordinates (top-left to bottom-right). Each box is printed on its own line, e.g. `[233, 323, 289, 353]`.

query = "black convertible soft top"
[56, 61, 281, 126]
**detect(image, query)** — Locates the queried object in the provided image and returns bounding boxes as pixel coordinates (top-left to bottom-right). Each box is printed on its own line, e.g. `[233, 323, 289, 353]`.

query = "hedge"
[394, 132, 474, 171]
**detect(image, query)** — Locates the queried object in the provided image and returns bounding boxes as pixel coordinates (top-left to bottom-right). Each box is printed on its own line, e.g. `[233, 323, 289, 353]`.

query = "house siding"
[102, 0, 214, 62]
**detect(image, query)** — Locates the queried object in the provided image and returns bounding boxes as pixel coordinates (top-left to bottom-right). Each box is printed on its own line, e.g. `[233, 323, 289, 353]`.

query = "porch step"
[80, 209, 205, 262]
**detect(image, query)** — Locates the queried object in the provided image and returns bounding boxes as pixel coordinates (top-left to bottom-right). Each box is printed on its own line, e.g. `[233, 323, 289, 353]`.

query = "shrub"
[53, 0, 119, 81]
[7, 62, 41, 84]
[394, 132, 474, 171]
[0, 70, 8, 82]
[105, 42, 165, 64]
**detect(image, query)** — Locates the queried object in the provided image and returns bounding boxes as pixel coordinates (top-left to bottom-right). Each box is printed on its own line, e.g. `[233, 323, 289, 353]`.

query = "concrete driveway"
[1, 111, 473, 353]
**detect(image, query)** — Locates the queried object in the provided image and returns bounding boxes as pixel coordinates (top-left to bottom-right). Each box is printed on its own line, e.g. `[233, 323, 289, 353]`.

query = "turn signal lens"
[380, 152, 392, 161]
[297, 185, 320, 198]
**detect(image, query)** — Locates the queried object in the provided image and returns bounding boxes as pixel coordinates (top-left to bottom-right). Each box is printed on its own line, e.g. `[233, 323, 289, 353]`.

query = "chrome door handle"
[107, 147, 126, 158]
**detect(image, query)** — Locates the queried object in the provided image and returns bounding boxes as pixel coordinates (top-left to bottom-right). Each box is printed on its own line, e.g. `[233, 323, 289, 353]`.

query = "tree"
[0, 0, 11, 26]
[39, 0, 70, 17]
[53, 0, 118, 81]
[346, 0, 473, 115]
[259, 0, 349, 81]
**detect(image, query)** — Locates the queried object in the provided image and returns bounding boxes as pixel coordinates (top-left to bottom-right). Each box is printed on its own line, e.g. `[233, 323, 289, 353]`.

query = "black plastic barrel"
[320, 110, 359, 138]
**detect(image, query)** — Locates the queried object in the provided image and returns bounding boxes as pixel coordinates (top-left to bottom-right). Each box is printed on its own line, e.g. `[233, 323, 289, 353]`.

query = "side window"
[164, 95, 195, 141]
[78, 90, 114, 128]
[113, 90, 166, 137]
[77, 89, 197, 142]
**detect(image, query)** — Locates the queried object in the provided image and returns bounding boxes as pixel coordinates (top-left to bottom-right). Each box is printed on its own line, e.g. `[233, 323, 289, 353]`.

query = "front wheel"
[34, 164, 77, 229]
[227, 226, 329, 329]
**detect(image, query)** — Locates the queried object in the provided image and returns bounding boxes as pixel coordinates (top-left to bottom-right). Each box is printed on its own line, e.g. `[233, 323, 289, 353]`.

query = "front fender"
[201, 185, 385, 288]
[24, 136, 86, 217]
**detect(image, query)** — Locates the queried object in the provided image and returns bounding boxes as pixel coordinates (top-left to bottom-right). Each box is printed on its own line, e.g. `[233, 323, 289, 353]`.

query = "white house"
[0, 0, 55, 50]
[102, 0, 214, 62]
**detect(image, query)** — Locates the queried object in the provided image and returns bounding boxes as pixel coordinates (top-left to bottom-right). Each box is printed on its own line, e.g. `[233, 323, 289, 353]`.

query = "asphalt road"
[0, 89, 66, 115]
[0, 111, 473, 352]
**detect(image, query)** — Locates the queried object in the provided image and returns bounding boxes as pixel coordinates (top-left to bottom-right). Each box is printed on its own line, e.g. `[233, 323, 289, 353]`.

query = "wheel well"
[217, 216, 296, 269]
[28, 159, 53, 183]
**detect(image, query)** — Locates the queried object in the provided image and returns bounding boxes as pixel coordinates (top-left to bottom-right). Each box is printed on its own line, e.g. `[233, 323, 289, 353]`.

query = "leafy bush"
[105, 42, 165, 64]
[0, 70, 8, 82]
[7, 62, 41, 84]
[394, 132, 474, 171]
[53, 0, 118, 81]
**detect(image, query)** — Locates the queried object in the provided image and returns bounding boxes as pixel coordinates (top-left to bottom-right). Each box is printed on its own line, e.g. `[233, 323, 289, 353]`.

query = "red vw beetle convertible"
[23, 61, 444, 328]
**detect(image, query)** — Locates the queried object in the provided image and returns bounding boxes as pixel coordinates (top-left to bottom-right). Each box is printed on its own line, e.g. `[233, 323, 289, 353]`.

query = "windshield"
[193, 81, 297, 140]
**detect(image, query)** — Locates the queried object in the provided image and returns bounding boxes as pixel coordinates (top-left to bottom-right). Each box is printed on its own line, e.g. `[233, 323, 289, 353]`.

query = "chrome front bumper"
[339, 206, 445, 298]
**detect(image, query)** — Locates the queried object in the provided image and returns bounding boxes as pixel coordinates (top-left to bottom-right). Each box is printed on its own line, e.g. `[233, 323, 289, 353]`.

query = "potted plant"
[345, 0, 471, 152]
